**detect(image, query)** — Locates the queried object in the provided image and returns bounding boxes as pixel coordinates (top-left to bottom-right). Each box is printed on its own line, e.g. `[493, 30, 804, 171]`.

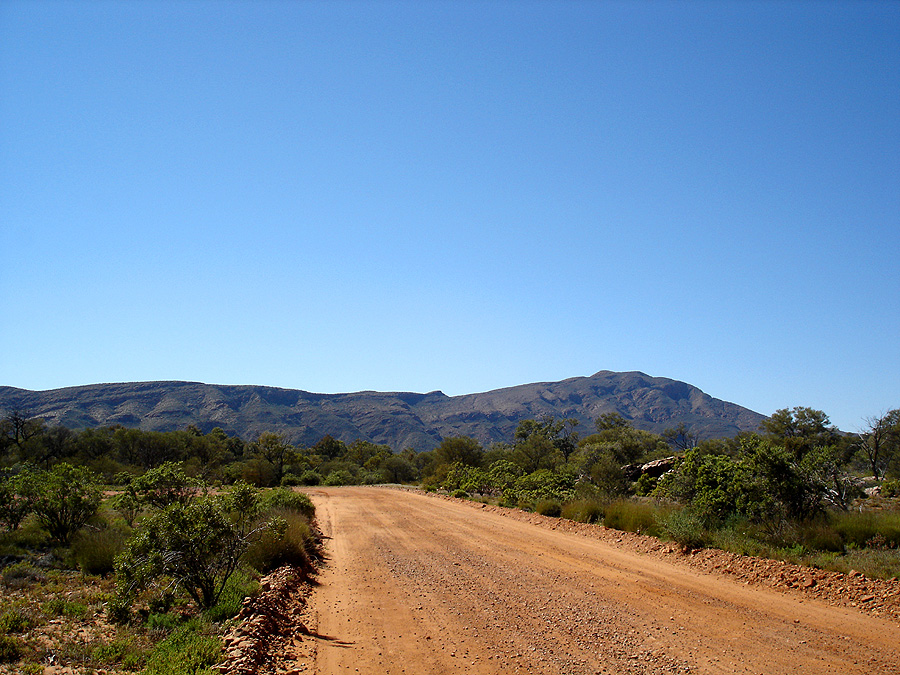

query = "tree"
[434, 436, 484, 468]
[0, 471, 34, 531]
[858, 410, 900, 479]
[124, 461, 201, 510]
[514, 417, 579, 464]
[313, 435, 346, 461]
[662, 423, 698, 451]
[115, 491, 280, 610]
[595, 412, 630, 432]
[251, 432, 296, 486]
[760, 407, 839, 461]
[20, 463, 102, 545]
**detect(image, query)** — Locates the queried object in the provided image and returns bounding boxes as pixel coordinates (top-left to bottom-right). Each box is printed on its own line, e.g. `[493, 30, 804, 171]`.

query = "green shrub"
[18, 463, 103, 545]
[297, 470, 322, 486]
[882, 479, 900, 498]
[42, 598, 88, 620]
[205, 570, 258, 623]
[142, 618, 221, 675]
[279, 474, 302, 487]
[71, 525, 130, 575]
[0, 606, 41, 634]
[560, 498, 606, 523]
[146, 613, 181, 631]
[450, 489, 469, 499]
[832, 510, 900, 549]
[115, 496, 268, 610]
[323, 470, 354, 486]
[534, 499, 562, 517]
[603, 499, 660, 536]
[92, 637, 146, 669]
[242, 510, 314, 574]
[0, 634, 20, 663]
[259, 488, 315, 519]
[661, 508, 708, 550]
[790, 519, 845, 553]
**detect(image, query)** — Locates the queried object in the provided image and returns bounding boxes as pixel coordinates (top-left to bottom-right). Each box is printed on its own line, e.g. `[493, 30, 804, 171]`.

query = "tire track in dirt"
[287, 487, 900, 675]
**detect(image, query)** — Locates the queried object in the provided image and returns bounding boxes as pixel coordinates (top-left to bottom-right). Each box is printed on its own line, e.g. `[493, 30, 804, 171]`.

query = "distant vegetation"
[0, 404, 899, 671]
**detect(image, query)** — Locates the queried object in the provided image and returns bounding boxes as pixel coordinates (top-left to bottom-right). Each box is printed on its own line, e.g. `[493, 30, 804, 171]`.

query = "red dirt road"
[288, 487, 900, 675]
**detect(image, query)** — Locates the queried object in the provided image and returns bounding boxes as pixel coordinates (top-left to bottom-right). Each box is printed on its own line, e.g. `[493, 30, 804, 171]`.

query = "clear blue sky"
[1, 0, 898, 432]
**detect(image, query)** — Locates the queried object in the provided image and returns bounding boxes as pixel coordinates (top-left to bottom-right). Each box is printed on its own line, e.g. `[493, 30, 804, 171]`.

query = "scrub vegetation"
[1, 403, 899, 671]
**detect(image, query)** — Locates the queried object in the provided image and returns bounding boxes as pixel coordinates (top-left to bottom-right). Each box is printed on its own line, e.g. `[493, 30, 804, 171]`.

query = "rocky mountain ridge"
[0, 370, 767, 450]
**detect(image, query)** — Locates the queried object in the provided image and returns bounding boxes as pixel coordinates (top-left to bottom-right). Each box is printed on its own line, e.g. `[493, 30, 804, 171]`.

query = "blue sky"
[1, 0, 898, 432]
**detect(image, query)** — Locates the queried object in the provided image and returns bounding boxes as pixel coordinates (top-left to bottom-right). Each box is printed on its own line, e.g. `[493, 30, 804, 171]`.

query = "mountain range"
[0, 370, 767, 451]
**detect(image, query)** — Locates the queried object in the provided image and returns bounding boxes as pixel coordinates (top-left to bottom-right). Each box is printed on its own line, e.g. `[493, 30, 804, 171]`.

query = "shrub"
[0, 606, 41, 634]
[534, 499, 562, 517]
[124, 462, 202, 510]
[323, 470, 354, 486]
[0, 472, 33, 531]
[142, 618, 220, 675]
[0, 635, 20, 663]
[450, 489, 469, 499]
[242, 510, 315, 574]
[42, 599, 88, 620]
[19, 463, 102, 545]
[604, 499, 659, 536]
[205, 570, 258, 622]
[881, 479, 900, 498]
[297, 470, 322, 486]
[115, 495, 281, 610]
[71, 525, 130, 576]
[560, 498, 606, 524]
[259, 488, 315, 519]
[661, 508, 709, 550]
[831, 510, 900, 549]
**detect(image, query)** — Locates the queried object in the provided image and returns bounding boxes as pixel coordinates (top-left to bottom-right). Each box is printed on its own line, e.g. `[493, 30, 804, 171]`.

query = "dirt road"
[285, 487, 900, 675]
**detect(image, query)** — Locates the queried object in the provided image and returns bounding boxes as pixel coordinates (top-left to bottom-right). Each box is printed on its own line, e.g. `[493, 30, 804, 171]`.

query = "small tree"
[0, 471, 33, 531]
[858, 410, 900, 480]
[115, 490, 279, 610]
[20, 463, 102, 545]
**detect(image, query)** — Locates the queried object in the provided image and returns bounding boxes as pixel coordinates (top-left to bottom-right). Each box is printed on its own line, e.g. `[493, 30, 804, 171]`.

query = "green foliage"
[19, 463, 102, 544]
[654, 437, 834, 532]
[760, 406, 840, 461]
[450, 489, 469, 499]
[603, 499, 660, 536]
[70, 525, 130, 576]
[142, 617, 221, 675]
[43, 598, 88, 620]
[661, 508, 709, 550]
[510, 468, 577, 505]
[115, 495, 274, 610]
[830, 510, 900, 549]
[242, 509, 315, 574]
[0, 634, 21, 663]
[433, 436, 484, 468]
[0, 606, 41, 634]
[124, 462, 201, 510]
[296, 470, 322, 486]
[323, 469, 354, 486]
[258, 488, 315, 519]
[560, 498, 606, 523]
[204, 570, 258, 623]
[882, 479, 900, 497]
[0, 471, 33, 531]
[534, 499, 562, 517]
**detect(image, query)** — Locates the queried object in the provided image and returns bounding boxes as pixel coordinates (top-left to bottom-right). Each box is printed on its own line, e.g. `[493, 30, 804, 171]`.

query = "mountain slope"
[0, 371, 766, 450]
